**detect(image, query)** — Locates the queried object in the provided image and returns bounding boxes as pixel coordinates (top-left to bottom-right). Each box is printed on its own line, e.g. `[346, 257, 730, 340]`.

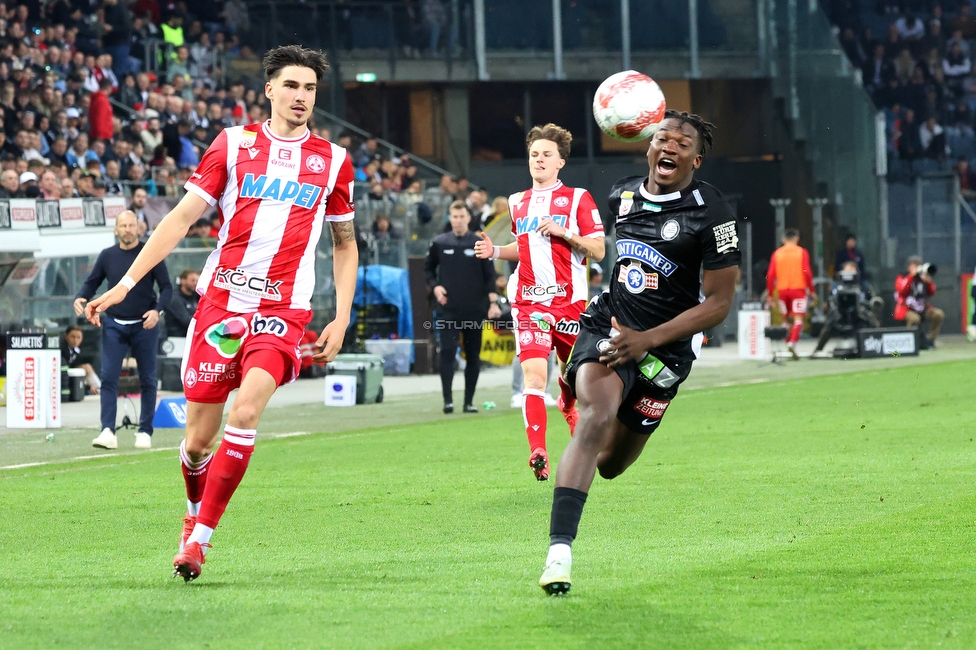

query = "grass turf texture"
[1, 360, 975, 649]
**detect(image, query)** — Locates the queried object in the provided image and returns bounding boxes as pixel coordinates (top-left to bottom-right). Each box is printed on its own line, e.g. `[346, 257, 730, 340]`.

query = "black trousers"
[437, 317, 483, 405]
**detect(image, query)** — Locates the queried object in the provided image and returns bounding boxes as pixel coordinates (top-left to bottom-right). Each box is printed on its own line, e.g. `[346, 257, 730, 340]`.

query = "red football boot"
[556, 394, 579, 436]
[173, 541, 210, 582]
[179, 515, 196, 552]
[529, 447, 550, 481]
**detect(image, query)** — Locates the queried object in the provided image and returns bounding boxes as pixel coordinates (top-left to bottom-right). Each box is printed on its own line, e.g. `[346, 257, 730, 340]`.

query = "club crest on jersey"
[204, 316, 249, 358]
[515, 214, 568, 235]
[619, 190, 634, 216]
[240, 130, 257, 149]
[615, 239, 678, 276]
[239, 173, 323, 209]
[661, 219, 680, 240]
[553, 196, 569, 208]
[306, 154, 326, 173]
[618, 262, 658, 294]
[212, 267, 283, 301]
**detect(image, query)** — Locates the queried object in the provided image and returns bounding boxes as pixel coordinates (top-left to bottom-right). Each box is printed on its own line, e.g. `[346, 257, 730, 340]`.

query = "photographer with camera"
[812, 261, 881, 355]
[894, 255, 944, 348]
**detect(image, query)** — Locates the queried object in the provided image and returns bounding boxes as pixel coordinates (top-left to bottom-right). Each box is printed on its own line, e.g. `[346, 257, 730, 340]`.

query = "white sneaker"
[510, 394, 522, 409]
[92, 428, 118, 450]
[543, 394, 558, 407]
[134, 432, 152, 449]
[539, 544, 572, 595]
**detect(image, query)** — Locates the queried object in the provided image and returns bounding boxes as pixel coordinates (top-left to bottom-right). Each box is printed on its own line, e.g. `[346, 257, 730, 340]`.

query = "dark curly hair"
[263, 45, 330, 82]
[663, 109, 716, 158]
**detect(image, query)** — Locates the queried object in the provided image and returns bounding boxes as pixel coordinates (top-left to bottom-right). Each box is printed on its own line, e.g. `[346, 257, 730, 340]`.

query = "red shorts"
[181, 297, 312, 403]
[511, 301, 585, 362]
[777, 289, 808, 317]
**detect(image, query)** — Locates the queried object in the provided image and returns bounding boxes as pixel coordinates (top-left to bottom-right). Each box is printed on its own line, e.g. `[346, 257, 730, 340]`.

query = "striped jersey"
[509, 180, 603, 308]
[185, 121, 354, 312]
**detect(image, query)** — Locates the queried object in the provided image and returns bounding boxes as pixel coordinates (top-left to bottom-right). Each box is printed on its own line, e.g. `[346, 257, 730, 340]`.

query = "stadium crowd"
[824, 0, 976, 177]
[0, 0, 267, 216]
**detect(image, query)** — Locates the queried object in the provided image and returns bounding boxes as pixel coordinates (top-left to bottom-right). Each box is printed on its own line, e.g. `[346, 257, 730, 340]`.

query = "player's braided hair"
[263, 45, 330, 82]
[663, 109, 715, 158]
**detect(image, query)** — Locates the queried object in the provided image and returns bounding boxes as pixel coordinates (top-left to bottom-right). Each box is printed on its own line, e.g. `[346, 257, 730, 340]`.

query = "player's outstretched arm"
[84, 192, 211, 326]
[314, 220, 359, 363]
[536, 218, 605, 261]
[474, 232, 518, 261]
[602, 266, 738, 366]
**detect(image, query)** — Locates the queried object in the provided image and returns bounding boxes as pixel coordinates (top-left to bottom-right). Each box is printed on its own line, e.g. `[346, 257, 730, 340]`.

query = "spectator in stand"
[834, 234, 867, 280]
[167, 269, 200, 338]
[898, 108, 923, 160]
[920, 116, 947, 159]
[954, 4, 976, 40]
[101, 0, 132, 78]
[161, 13, 185, 55]
[840, 27, 867, 69]
[884, 23, 904, 60]
[943, 41, 970, 98]
[168, 45, 192, 83]
[130, 185, 149, 218]
[465, 188, 489, 231]
[39, 169, 59, 199]
[0, 169, 19, 198]
[19, 171, 39, 197]
[221, 0, 251, 35]
[104, 159, 125, 195]
[141, 115, 164, 155]
[896, 12, 925, 41]
[61, 325, 101, 395]
[915, 19, 944, 60]
[353, 136, 378, 168]
[372, 213, 401, 241]
[60, 176, 77, 197]
[894, 255, 944, 347]
[76, 170, 96, 197]
[957, 158, 976, 200]
[88, 77, 114, 141]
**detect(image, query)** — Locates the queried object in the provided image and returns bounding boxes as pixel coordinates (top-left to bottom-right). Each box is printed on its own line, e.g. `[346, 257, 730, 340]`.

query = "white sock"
[547, 542, 571, 563]
[186, 500, 200, 516]
[187, 523, 214, 553]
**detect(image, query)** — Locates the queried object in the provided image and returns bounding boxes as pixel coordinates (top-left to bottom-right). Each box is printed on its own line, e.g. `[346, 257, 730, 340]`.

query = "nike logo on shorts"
[641, 418, 656, 427]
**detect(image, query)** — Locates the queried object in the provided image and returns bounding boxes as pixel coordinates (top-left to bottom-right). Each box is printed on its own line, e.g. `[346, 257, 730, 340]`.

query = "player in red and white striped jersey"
[85, 46, 359, 582]
[476, 123, 605, 481]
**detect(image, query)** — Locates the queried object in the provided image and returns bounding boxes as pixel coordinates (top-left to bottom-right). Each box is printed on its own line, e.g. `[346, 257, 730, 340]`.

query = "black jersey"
[601, 176, 741, 362]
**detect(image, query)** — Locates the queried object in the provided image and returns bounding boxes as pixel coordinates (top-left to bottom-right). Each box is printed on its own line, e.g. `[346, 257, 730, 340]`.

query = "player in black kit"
[539, 111, 741, 595]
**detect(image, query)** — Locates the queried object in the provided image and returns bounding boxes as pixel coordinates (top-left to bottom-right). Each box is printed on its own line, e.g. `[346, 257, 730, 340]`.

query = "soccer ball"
[592, 71, 667, 142]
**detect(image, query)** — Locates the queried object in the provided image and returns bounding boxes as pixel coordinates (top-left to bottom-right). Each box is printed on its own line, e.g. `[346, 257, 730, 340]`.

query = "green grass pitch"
[2, 360, 976, 649]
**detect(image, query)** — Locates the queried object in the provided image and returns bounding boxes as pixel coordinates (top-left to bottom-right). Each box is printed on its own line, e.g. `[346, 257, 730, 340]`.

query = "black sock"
[549, 487, 588, 546]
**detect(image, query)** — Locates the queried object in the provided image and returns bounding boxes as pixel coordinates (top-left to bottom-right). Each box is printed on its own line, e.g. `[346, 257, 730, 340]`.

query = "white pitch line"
[0, 429, 372, 472]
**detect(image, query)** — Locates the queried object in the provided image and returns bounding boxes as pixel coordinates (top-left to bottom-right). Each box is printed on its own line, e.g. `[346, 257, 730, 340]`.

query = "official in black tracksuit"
[424, 200, 500, 413]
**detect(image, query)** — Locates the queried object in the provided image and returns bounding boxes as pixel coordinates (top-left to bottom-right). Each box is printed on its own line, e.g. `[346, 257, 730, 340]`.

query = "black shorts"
[565, 299, 692, 435]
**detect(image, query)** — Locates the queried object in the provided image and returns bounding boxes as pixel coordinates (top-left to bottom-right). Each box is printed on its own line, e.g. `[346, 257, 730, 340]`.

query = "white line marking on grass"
[0, 428, 380, 472]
